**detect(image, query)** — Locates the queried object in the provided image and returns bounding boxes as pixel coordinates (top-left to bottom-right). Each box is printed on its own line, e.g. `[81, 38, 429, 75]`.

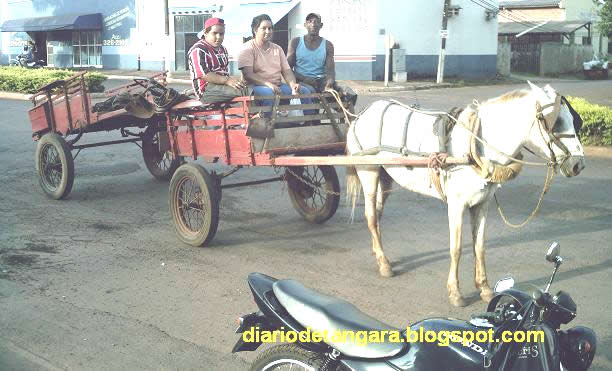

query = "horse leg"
[357, 168, 393, 277]
[375, 170, 393, 235]
[447, 202, 467, 307]
[469, 201, 494, 303]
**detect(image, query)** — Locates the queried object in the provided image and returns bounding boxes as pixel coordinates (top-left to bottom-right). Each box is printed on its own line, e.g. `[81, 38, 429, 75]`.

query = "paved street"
[0, 80, 611, 370]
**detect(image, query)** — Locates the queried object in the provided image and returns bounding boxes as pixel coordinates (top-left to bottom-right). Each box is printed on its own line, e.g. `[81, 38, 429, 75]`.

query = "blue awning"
[221, 0, 300, 36]
[0, 13, 103, 32]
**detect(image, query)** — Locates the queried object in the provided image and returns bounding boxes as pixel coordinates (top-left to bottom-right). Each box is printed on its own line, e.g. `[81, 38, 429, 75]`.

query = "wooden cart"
[27, 72, 181, 199]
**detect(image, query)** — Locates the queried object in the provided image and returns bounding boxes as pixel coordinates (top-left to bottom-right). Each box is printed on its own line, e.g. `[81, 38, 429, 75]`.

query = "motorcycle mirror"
[494, 277, 515, 293]
[546, 242, 561, 263]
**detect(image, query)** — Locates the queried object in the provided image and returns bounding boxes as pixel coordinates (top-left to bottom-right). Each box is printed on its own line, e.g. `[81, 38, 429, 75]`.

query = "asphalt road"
[0, 80, 611, 370]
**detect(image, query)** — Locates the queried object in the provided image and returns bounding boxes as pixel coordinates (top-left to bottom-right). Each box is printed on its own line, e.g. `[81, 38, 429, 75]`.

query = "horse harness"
[532, 94, 576, 167]
[349, 100, 519, 202]
[349, 94, 571, 202]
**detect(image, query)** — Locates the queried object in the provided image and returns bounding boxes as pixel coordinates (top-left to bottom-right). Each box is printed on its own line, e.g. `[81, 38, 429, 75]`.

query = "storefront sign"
[104, 6, 131, 31]
[8, 39, 28, 47]
[103, 34, 129, 46]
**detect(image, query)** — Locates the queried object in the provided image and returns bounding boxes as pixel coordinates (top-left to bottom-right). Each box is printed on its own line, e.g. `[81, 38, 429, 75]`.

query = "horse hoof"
[480, 289, 495, 303]
[449, 296, 467, 307]
[379, 266, 394, 278]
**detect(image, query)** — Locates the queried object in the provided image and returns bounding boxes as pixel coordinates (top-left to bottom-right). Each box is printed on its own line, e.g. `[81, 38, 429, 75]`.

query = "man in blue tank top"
[287, 13, 357, 107]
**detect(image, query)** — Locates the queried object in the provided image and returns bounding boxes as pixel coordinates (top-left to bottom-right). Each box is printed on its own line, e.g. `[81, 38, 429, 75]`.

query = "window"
[174, 14, 209, 71]
[73, 31, 102, 67]
[582, 36, 592, 46]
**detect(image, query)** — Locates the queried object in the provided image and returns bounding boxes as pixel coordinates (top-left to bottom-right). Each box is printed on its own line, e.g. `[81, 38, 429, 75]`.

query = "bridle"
[530, 92, 575, 168]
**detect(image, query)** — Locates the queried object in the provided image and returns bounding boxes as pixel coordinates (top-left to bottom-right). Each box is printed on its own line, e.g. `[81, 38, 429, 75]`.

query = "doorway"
[174, 14, 210, 71]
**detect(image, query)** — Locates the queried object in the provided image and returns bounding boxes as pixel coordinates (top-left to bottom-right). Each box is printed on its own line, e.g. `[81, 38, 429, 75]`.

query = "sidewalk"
[100, 69, 456, 94]
[0, 69, 525, 101]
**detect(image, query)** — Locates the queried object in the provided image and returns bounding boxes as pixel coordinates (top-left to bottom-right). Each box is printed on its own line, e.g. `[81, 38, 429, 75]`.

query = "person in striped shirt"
[188, 17, 248, 104]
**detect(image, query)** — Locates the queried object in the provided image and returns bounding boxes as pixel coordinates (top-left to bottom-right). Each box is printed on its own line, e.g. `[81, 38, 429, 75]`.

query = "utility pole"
[436, 0, 451, 84]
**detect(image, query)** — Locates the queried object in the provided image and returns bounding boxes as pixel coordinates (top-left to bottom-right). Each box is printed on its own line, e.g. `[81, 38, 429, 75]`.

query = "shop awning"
[499, 20, 591, 35]
[0, 13, 103, 32]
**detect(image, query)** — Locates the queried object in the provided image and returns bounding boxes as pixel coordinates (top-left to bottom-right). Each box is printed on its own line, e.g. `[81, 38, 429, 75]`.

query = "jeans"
[251, 83, 316, 117]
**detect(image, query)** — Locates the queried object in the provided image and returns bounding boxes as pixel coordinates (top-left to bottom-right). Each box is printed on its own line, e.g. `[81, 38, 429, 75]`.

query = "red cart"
[163, 86, 468, 246]
[27, 72, 182, 199]
[164, 90, 353, 246]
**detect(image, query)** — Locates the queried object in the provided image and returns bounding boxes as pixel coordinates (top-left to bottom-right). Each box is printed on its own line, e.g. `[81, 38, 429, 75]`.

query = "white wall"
[134, 0, 168, 63]
[288, 0, 377, 57]
[446, 0, 498, 55]
[374, 0, 498, 56]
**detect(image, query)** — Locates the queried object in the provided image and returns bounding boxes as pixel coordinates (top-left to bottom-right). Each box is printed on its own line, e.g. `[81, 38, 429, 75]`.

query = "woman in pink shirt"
[238, 14, 314, 115]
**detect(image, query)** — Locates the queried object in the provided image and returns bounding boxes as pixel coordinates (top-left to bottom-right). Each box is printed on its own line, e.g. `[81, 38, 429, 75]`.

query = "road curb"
[0, 92, 33, 101]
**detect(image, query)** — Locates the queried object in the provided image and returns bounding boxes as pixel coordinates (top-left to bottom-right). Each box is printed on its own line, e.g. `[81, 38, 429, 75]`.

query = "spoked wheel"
[249, 344, 325, 371]
[35, 133, 74, 199]
[169, 163, 219, 246]
[286, 165, 340, 224]
[142, 125, 182, 180]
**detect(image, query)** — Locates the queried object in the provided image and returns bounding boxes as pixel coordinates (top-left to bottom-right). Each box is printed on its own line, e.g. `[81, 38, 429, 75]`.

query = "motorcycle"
[9, 47, 44, 68]
[232, 242, 596, 370]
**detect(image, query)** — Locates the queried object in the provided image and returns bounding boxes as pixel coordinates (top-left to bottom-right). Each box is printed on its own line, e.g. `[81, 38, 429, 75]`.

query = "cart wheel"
[35, 133, 74, 200]
[286, 165, 340, 224]
[169, 163, 220, 247]
[142, 125, 182, 180]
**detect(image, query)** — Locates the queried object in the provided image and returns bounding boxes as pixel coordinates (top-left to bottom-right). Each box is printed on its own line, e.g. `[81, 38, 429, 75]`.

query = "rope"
[388, 99, 552, 167]
[325, 88, 359, 126]
[427, 152, 448, 202]
[494, 165, 555, 228]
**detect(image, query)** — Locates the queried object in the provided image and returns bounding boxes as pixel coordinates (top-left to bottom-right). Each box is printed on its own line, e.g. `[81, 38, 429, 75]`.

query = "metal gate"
[510, 37, 541, 74]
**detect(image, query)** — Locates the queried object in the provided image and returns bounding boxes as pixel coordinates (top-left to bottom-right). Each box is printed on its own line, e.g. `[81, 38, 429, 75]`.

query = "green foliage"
[0, 67, 107, 94]
[567, 96, 612, 145]
[593, 0, 612, 36]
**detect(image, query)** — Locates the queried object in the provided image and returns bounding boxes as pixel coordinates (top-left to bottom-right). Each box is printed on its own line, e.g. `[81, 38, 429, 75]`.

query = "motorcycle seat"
[273, 279, 407, 359]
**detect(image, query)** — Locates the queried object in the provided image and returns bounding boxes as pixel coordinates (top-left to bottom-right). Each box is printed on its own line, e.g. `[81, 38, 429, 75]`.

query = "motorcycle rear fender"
[233, 273, 328, 353]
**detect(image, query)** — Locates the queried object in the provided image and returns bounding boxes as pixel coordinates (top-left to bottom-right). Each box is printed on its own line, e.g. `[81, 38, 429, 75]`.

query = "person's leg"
[200, 83, 244, 104]
[297, 85, 317, 116]
[251, 85, 276, 117]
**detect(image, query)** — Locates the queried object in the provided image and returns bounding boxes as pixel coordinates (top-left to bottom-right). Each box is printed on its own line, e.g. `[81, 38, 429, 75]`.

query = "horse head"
[524, 82, 585, 177]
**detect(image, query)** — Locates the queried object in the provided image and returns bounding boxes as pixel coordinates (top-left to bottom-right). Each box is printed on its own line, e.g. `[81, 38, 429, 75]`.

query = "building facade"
[499, 0, 609, 56]
[1, 0, 498, 80]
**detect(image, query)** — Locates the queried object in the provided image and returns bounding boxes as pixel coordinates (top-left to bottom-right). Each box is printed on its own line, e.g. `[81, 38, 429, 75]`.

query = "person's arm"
[281, 68, 300, 94]
[279, 46, 300, 94]
[203, 72, 245, 90]
[190, 48, 244, 90]
[286, 37, 299, 67]
[241, 66, 281, 93]
[200, 49, 245, 89]
[323, 41, 336, 90]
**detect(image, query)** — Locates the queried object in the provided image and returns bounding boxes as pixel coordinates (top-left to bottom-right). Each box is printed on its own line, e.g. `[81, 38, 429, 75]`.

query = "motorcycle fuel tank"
[388, 318, 490, 370]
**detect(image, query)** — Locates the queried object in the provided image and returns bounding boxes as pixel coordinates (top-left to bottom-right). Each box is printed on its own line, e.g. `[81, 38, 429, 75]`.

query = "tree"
[593, 0, 612, 36]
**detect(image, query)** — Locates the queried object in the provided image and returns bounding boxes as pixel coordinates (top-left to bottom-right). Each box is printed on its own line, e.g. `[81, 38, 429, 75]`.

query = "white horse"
[346, 82, 585, 307]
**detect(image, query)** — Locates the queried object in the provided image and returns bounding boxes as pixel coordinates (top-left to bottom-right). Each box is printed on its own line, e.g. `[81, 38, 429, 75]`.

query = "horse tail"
[346, 165, 361, 223]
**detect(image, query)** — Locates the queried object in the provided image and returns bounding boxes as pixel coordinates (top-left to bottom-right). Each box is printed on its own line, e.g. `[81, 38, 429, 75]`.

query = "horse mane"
[482, 89, 529, 106]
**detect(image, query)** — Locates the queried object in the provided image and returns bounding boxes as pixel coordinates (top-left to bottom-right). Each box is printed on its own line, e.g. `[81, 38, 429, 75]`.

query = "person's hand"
[289, 81, 300, 95]
[265, 82, 281, 94]
[324, 79, 335, 91]
[225, 76, 246, 90]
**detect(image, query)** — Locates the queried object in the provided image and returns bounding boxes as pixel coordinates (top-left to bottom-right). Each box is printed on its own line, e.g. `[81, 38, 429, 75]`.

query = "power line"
[469, 0, 565, 34]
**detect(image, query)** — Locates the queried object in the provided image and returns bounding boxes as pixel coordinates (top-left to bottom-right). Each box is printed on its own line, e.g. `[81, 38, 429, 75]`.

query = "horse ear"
[527, 80, 540, 92]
